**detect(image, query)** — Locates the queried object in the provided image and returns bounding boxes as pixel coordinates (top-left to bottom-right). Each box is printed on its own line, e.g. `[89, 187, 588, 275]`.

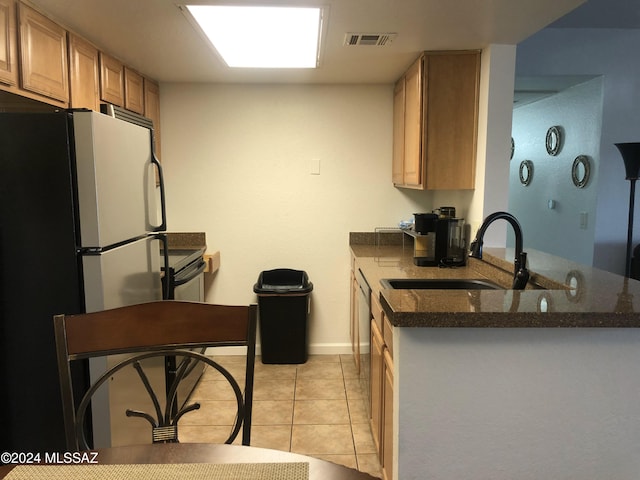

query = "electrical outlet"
[310, 158, 320, 175]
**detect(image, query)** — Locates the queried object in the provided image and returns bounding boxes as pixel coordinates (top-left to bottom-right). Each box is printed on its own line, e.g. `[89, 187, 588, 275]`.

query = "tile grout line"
[289, 364, 298, 453]
[340, 356, 361, 471]
[207, 355, 378, 476]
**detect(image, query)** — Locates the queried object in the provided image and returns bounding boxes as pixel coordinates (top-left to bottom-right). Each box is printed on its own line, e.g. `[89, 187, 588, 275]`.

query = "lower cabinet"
[370, 319, 384, 454]
[382, 348, 394, 480]
[370, 292, 394, 480]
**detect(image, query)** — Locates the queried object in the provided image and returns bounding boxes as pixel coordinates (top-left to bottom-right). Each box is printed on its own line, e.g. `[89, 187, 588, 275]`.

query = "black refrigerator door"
[0, 112, 88, 452]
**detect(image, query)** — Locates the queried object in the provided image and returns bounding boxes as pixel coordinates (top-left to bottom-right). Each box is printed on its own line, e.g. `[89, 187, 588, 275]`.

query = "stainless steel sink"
[380, 278, 503, 290]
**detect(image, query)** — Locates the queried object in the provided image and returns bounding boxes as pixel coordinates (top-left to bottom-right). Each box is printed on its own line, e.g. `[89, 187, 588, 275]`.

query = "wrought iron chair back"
[54, 301, 257, 451]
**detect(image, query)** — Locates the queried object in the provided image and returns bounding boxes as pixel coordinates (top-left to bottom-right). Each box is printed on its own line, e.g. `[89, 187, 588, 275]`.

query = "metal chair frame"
[54, 301, 257, 451]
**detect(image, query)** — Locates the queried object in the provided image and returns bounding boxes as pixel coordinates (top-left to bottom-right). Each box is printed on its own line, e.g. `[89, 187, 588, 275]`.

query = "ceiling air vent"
[344, 33, 397, 46]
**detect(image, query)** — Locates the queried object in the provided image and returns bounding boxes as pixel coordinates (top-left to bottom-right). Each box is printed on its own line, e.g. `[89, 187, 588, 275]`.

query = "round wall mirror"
[565, 270, 585, 302]
[519, 160, 533, 186]
[537, 293, 553, 313]
[572, 155, 590, 188]
[546, 126, 562, 156]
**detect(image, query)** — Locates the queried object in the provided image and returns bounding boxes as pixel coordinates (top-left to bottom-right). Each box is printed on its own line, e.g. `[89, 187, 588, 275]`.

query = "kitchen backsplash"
[349, 231, 410, 246]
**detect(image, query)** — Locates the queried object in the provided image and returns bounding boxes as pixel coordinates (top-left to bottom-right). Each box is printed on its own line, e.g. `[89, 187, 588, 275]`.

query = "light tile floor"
[180, 354, 382, 478]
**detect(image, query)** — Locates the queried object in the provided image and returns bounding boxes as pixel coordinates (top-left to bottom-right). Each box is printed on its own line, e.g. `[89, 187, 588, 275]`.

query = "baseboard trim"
[205, 343, 353, 357]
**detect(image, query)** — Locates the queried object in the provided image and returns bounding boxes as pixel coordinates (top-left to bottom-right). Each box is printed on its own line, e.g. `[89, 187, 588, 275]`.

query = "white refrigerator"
[0, 109, 167, 452]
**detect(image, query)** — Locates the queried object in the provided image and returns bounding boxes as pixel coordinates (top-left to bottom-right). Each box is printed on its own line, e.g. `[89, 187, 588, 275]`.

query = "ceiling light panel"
[184, 4, 323, 68]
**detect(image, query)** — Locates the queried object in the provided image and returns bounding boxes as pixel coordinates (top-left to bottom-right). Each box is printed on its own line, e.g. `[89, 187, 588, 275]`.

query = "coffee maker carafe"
[412, 210, 466, 266]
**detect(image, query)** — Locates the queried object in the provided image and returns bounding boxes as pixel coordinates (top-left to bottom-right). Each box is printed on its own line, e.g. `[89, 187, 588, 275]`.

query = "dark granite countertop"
[351, 237, 640, 328]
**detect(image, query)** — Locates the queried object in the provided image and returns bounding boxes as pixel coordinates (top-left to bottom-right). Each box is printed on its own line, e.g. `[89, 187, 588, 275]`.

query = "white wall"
[159, 83, 433, 353]
[509, 77, 603, 265]
[516, 28, 640, 274]
[396, 327, 640, 479]
[468, 44, 517, 244]
[158, 47, 520, 353]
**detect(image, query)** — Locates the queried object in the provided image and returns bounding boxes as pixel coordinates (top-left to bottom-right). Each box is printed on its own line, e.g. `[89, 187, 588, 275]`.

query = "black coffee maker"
[412, 209, 466, 266]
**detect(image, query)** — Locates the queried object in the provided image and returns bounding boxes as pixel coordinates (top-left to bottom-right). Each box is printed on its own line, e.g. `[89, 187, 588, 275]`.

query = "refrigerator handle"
[150, 130, 167, 232]
[156, 233, 171, 300]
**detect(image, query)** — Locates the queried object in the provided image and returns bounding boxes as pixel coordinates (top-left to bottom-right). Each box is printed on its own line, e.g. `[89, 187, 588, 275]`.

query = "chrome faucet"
[468, 211, 530, 290]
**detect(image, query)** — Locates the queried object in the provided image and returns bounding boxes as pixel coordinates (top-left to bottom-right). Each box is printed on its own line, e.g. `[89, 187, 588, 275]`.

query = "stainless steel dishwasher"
[355, 268, 371, 415]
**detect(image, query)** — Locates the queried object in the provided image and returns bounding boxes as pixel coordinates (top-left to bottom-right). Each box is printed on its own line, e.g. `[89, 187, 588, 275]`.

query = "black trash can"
[253, 268, 313, 364]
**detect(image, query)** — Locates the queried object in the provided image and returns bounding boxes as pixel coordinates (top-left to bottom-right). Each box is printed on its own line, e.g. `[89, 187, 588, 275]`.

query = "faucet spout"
[468, 211, 528, 289]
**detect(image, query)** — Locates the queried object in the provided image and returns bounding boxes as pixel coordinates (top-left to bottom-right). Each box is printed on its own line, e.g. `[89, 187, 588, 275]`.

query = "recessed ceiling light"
[184, 4, 323, 69]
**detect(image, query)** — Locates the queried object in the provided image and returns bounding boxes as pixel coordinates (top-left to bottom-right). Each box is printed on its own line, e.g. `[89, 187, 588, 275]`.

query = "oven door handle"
[173, 260, 206, 287]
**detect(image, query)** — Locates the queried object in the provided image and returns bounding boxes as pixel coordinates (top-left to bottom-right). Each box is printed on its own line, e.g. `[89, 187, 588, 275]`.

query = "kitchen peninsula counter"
[351, 234, 640, 479]
[351, 242, 640, 328]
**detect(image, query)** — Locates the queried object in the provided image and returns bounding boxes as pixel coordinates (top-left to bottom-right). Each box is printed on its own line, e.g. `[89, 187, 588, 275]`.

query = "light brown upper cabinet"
[18, 2, 69, 103]
[0, 0, 17, 87]
[99, 52, 124, 107]
[391, 75, 405, 185]
[124, 67, 144, 114]
[68, 33, 100, 111]
[399, 57, 422, 187]
[393, 51, 480, 190]
[144, 77, 161, 160]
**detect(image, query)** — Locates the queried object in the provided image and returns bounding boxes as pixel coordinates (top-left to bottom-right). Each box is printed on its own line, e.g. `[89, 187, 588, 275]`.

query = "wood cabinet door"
[100, 52, 124, 106]
[383, 313, 393, 357]
[144, 77, 161, 159]
[391, 77, 405, 185]
[68, 33, 99, 110]
[402, 56, 423, 187]
[0, 0, 17, 87]
[18, 2, 68, 102]
[124, 67, 144, 114]
[424, 51, 480, 190]
[382, 348, 394, 480]
[370, 319, 385, 457]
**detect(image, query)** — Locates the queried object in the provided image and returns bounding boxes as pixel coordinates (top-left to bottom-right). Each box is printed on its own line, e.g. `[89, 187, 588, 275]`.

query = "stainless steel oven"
[162, 247, 207, 413]
[164, 247, 207, 302]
